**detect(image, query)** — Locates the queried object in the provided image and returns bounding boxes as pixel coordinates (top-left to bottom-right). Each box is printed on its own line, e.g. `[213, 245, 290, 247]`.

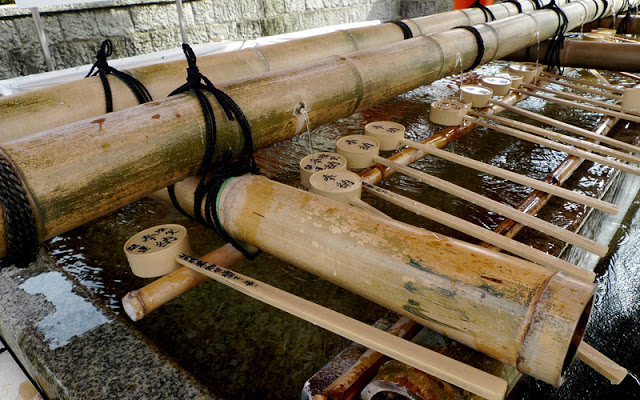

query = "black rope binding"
[86, 39, 153, 113]
[470, 0, 496, 21]
[167, 43, 259, 260]
[503, 0, 523, 13]
[542, 0, 570, 74]
[617, 10, 632, 33]
[0, 157, 39, 269]
[598, 0, 610, 20]
[456, 26, 485, 72]
[388, 20, 414, 40]
[531, 0, 544, 9]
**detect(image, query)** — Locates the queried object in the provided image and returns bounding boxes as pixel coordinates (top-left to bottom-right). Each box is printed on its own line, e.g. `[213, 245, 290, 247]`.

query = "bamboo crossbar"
[490, 100, 640, 154]
[362, 182, 595, 281]
[520, 82, 623, 111]
[538, 77, 621, 99]
[372, 156, 608, 257]
[540, 71, 626, 94]
[399, 138, 619, 214]
[467, 115, 640, 177]
[471, 111, 640, 165]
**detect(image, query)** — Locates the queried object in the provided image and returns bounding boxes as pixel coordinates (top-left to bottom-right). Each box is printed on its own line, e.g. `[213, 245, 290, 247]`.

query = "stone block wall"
[0, 0, 451, 80]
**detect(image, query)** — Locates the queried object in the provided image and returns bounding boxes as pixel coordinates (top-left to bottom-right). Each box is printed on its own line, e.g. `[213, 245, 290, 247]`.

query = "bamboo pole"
[362, 182, 595, 281]
[502, 39, 640, 72]
[215, 174, 596, 387]
[399, 138, 620, 213]
[472, 110, 640, 164]
[490, 100, 639, 154]
[177, 253, 509, 400]
[467, 115, 640, 176]
[0, 0, 543, 143]
[372, 156, 608, 256]
[0, 0, 615, 259]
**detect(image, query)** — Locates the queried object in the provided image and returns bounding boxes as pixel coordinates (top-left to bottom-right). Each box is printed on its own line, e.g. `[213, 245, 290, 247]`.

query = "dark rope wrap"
[504, 0, 523, 13]
[542, 0, 569, 74]
[617, 10, 632, 33]
[0, 157, 39, 269]
[388, 20, 414, 39]
[531, 0, 544, 10]
[471, 0, 496, 21]
[86, 39, 153, 113]
[456, 26, 485, 72]
[167, 43, 259, 260]
[597, 0, 610, 20]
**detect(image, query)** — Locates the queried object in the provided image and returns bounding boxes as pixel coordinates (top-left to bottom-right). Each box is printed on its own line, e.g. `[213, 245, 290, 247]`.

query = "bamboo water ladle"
[124, 224, 509, 400]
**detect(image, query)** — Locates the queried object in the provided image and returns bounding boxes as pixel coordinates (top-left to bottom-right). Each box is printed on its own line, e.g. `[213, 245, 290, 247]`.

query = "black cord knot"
[167, 43, 260, 260]
[542, 0, 569, 74]
[85, 39, 153, 113]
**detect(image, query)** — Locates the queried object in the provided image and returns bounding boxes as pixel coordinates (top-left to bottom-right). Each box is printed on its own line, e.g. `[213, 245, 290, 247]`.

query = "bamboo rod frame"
[216, 174, 596, 387]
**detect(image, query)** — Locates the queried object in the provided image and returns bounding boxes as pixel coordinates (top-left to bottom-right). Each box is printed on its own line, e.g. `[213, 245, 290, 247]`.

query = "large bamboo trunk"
[0, 0, 620, 259]
[504, 39, 640, 71]
[215, 174, 595, 387]
[0, 0, 541, 142]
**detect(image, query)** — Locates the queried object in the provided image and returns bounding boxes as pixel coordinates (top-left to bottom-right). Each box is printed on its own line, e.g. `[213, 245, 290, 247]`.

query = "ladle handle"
[175, 253, 509, 400]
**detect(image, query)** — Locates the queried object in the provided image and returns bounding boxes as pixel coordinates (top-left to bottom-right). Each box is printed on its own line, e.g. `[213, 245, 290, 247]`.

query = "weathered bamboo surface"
[0, 0, 620, 259]
[504, 39, 640, 72]
[0, 0, 542, 142]
[215, 174, 595, 386]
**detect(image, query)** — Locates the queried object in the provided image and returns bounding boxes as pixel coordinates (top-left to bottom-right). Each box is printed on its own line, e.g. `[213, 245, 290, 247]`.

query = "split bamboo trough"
[0, 0, 635, 395]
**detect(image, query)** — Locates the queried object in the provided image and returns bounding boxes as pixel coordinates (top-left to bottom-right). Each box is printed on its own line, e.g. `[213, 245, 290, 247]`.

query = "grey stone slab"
[130, 3, 178, 32]
[58, 10, 102, 41]
[190, 1, 215, 26]
[96, 7, 136, 37]
[0, 20, 21, 53]
[0, 253, 216, 400]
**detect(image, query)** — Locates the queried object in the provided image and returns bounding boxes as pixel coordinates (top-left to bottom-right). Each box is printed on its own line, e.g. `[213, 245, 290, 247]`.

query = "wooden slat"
[538, 77, 621, 99]
[520, 83, 623, 111]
